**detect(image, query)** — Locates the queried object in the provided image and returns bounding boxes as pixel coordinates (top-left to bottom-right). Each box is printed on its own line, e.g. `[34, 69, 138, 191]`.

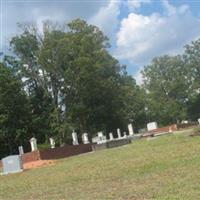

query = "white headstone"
[2, 155, 23, 174]
[29, 137, 37, 151]
[97, 132, 104, 138]
[82, 133, 89, 144]
[18, 146, 24, 155]
[117, 128, 121, 138]
[128, 124, 134, 136]
[123, 132, 127, 138]
[109, 132, 114, 140]
[72, 130, 79, 145]
[198, 118, 200, 124]
[147, 122, 158, 131]
[49, 138, 55, 148]
[93, 131, 106, 144]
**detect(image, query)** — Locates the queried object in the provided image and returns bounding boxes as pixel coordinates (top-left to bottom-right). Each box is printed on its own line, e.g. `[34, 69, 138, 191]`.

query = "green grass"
[1, 129, 200, 200]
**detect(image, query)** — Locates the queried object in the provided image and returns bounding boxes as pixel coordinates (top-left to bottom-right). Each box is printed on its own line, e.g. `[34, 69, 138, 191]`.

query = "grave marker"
[147, 122, 158, 131]
[29, 137, 37, 151]
[72, 130, 79, 145]
[2, 155, 23, 175]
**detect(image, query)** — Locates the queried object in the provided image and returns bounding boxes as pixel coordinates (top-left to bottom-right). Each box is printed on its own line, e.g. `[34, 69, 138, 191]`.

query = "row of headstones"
[72, 123, 134, 145]
[28, 124, 134, 151]
[28, 119, 200, 151]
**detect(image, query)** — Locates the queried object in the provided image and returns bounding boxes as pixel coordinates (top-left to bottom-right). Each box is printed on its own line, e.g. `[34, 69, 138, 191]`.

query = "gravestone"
[82, 133, 90, 144]
[128, 124, 134, 136]
[49, 138, 55, 148]
[198, 118, 200, 125]
[2, 155, 23, 175]
[29, 137, 37, 151]
[18, 146, 24, 155]
[147, 122, 158, 131]
[92, 132, 106, 144]
[123, 132, 127, 138]
[72, 130, 79, 145]
[117, 128, 122, 138]
[109, 132, 114, 140]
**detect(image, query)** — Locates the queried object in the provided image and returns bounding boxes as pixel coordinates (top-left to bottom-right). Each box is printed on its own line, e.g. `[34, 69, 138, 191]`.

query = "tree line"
[0, 19, 199, 158]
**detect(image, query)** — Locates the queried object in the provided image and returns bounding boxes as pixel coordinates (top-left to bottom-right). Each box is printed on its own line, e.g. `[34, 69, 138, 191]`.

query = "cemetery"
[1, 126, 200, 199]
[1, 121, 199, 175]
[1, 3, 200, 198]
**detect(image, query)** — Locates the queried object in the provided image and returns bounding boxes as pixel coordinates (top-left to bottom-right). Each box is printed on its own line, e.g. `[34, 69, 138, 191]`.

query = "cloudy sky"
[1, 0, 200, 84]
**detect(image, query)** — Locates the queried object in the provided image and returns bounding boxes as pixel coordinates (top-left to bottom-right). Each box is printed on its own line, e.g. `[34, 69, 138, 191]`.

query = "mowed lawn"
[1, 129, 200, 200]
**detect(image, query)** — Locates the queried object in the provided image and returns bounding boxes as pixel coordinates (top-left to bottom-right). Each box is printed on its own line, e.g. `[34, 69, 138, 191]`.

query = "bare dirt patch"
[23, 160, 56, 170]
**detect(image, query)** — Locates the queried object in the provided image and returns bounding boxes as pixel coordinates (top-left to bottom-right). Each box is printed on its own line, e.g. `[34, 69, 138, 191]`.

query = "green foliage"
[37, 143, 51, 150]
[142, 55, 188, 125]
[0, 63, 31, 158]
[0, 18, 145, 156]
[2, 18, 200, 158]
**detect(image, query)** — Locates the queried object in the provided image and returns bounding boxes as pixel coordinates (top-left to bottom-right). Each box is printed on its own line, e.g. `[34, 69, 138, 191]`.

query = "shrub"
[37, 143, 51, 150]
[190, 127, 200, 136]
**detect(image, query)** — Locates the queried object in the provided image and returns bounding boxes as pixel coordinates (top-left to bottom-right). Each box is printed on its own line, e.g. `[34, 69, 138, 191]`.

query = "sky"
[1, 0, 200, 84]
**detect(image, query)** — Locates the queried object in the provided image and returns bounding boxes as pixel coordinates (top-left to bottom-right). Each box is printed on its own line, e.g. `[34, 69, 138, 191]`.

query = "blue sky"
[1, 0, 200, 84]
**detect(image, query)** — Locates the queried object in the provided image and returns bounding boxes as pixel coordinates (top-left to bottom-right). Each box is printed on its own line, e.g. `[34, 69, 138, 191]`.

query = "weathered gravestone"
[123, 132, 127, 138]
[82, 133, 90, 144]
[29, 137, 37, 151]
[2, 155, 23, 175]
[92, 132, 107, 144]
[18, 146, 24, 155]
[109, 132, 114, 140]
[147, 122, 158, 131]
[128, 123, 134, 136]
[72, 130, 79, 145]
[117, 128, 122, 139]
[198, 118, 200, 125]
[49, 138, 55, 148]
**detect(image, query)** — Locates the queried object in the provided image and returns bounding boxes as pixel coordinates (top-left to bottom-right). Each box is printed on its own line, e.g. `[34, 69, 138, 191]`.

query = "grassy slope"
[1, 129, 200, 200]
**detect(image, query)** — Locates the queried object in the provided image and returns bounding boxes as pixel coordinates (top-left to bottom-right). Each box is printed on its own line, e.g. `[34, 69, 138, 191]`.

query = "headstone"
[72, 130, 79, 145]
[117, 128, 122, 139]
[2, 155, 23, 175]
[18, 146, 24, 155]
[82, 133, 89, 144]
[97, 131, 104, 138]
[128, 124, 134, 136]
[197, 118, 200, 124]
[98, 132, 107, 143]
[92, 132, 106, 144]
[147, 122, 158, 131]
[181, 120, 188, 124]
[49, 138, 55, 148]
[109, 132, 114, 140]
[123, 132, 127, 138]
[29, 137, 37, 151]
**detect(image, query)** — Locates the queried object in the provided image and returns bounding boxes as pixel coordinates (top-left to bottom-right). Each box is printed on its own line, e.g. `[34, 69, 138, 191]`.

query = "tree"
[183, 39, 200, 120]
[9, 19, 143, 143]
[0, 63, 30, 158]
[142, 55, 188, 125]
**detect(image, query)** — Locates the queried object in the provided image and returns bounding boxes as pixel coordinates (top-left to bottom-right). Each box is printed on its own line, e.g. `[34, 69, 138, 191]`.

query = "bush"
[190, 127, 200, 136]
[37, 143, 51, 150]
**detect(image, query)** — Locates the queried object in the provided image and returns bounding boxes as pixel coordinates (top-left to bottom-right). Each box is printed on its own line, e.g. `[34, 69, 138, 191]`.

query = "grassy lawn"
[1, 129, 200, 200]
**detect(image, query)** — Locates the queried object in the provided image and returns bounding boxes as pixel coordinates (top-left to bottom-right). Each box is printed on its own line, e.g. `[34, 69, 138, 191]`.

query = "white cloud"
[134, 68, 144, 85]
[89, 0, 121, 37]
[1, 1, 110, 52]
[127, 0, 152, 11]
[115, 1, 200, 65]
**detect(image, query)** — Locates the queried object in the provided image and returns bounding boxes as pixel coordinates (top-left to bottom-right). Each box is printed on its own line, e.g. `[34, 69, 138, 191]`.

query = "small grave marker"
[2, 155, 23, 175]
